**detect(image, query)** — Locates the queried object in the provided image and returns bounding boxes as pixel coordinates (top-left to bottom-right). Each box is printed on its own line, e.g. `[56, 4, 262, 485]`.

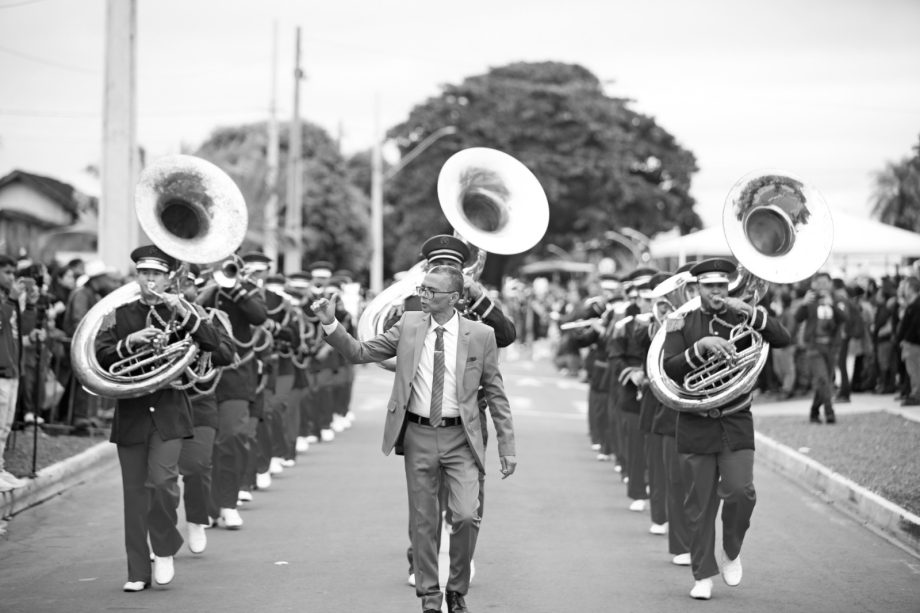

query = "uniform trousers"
[679, 443, 756, 580]
[602, 385, 621, 461]
[621, 410, 647, 500]
[298, 382, 314, 438]
[404, 420, 480, 611]
[645, 432, 667, 525]
[210, 399, 251, 510]
[179, 425, 216, 525]
[587, 387, 607, 446]
[117, 431, 183, 583]
[273, 373, 299, 458]
[661, 435, 690, 556]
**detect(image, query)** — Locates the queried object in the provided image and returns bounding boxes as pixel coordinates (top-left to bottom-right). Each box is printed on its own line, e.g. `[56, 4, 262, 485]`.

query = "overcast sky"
[1, 0, 919, 230]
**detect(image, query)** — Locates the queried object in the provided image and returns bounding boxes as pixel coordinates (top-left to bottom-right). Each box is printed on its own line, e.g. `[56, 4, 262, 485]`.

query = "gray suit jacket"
[324, 310, 514, 473]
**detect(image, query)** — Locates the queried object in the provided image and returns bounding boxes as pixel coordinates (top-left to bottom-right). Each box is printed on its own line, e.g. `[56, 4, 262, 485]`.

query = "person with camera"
[795, 272, 848, 424]
[0, 254, 27, 491]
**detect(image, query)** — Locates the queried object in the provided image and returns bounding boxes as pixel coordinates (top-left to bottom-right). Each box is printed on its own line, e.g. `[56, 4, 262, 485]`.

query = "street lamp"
[369, 125, 458, 294]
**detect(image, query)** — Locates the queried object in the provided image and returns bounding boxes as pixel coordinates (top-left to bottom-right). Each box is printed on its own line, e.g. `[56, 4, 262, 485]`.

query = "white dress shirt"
[408, 311, 460, 419]
[321, 311, 460, 418]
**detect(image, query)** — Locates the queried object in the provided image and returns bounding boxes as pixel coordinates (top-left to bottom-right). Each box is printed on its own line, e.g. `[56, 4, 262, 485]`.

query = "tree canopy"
[872, 134, 920, 233]
[382, 61, 701, 280]
[195, 121, 370, 275]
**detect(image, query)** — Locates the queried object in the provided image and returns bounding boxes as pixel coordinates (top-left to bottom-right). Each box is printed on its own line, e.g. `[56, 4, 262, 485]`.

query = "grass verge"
[3, 428, 109, 478]
[755, 411, 920, 516]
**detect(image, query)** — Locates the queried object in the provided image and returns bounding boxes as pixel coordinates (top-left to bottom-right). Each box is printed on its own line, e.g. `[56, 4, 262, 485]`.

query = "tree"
[383, 61, 700, 281]
[871, 135, 920, 233]
[195, 121, 370, 276]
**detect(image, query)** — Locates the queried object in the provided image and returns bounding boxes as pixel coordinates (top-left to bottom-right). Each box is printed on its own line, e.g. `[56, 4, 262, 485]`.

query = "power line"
[0, 43, 96, 74]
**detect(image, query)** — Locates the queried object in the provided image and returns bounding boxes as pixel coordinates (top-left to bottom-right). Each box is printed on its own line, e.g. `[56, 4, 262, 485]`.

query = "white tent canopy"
[649, 211, 920, 261]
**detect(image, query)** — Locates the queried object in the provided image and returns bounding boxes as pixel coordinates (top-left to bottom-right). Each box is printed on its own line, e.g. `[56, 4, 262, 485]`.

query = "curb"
[0, 441, 117, 520]
[755, 431, 920, 556]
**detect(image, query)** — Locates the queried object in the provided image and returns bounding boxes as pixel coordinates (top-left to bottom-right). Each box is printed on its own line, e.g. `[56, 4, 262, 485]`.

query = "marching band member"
[307, 261, 339, 443]
[196, 254, 268, 530]
[95, 245, 223, 592]
[609, 268, 657, 512]
[649, 264, 697, 567]
[284, 271, 320, 450]
[570, 273, 625, 462]
[176, 264, 235, 555]
[661, 257, 791, 600]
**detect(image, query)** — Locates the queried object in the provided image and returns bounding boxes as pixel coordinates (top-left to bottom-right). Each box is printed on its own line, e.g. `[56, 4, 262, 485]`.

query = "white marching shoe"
[596, 453, 611, 462]
[123, 580, 148, 592]
[255, 471, 272, 490]
[628, 499, 648, 512]
[296, 436, 310, 453]
[237, 490, 253, 503]
[690, 578, 713, 600]
[720, 551, 742, 586]
[153, 556, 174, 585]
[218, 507, 243, 530]
[305, 434, 319, 444]
[649, 522, 668, 535]
[269, 457, 285, 475]
[320, 428, 335, 442]
[331, 415, 347, 433]
[187, 523, 207, 554]
[672, 553, 691, 566]
[280, 458, 296, 468]
[407, 572, 416, 587]
[590, 443, 601, 451]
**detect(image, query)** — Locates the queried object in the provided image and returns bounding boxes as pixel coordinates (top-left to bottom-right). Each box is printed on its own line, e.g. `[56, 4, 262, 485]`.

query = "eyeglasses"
[416, 285, 455, 299]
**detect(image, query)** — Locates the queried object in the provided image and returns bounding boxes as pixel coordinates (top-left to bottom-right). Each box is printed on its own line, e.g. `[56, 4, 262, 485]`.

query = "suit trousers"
[661, 435, 690, 556]
[901, 342, 920, 400]
[0, 377, 19, 472]
[404, 421, 480, 611]
[117, 432, 183, 583]
[679, 444, 756, 580]
[645, 432, 667, 525]
[179, 425, 216, 526]
[210, 399, 251, 510]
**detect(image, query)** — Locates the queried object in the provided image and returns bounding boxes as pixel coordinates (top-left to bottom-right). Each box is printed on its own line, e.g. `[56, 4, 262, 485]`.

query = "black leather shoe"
[446, 591, 470, 613]
[423, 610, 440, 613]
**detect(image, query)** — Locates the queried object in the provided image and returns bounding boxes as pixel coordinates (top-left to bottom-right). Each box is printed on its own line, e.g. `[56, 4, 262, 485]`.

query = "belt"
[406, 413, 462, 427]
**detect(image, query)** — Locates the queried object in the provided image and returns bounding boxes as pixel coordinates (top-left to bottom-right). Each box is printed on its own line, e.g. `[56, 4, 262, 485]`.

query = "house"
[0, 170, 97, 262]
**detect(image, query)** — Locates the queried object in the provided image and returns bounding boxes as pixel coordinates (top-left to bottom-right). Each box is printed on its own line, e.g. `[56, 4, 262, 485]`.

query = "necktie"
[429, 326, 445, 427]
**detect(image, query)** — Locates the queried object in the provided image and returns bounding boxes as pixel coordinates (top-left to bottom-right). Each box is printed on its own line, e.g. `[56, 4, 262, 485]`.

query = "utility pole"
[284, 26, 304, 274]
[100, 0, 138, 273]
[370, 95, 384, 294]
[263, 21, 280, 266]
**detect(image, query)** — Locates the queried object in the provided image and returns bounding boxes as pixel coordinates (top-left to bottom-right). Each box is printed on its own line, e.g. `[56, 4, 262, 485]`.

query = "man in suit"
[95, 245, 224, 592]
[313, 264, 516, 613]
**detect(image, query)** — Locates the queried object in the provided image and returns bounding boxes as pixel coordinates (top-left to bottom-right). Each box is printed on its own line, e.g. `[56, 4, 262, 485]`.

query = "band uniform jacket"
[610, 314, 654, 415]
[197, 282, 268, 403]
[188, 310, 237, 429]
[324, 310, 515, 473]
[662, 305, 791, 454]
[95, 300, 224, 445]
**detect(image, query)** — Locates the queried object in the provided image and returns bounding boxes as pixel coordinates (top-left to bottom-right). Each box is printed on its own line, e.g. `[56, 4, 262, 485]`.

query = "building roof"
[0, 170, 81, 217]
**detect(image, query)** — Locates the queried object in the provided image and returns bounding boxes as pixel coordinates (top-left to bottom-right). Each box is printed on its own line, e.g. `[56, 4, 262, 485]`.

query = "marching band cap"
[287, 271, 312, 290]
[130, 245, 177, 273]
[625, 267, 658, 290]
[649, 272, 672, 291]
[675, 261, 696, 275]
[185, 263, 202, 283]
[599, 272, 620, 291]
[689, 257, 736, 284]
[333, 269, 353, 283]
[265, 273, 286, 285]
[421, 235, 470, 266]
[241, 252, 273, 272]
[308, 261, 334, 279]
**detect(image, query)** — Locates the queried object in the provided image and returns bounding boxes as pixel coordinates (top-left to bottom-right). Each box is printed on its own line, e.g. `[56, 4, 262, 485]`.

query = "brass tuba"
[357, 147, 548, 368]
[646, 170, 833, 414]
[71, 155, 248, 398]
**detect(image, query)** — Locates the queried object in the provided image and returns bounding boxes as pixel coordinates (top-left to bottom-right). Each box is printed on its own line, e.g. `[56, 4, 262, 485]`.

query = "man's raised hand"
[311, 297, 336, 325]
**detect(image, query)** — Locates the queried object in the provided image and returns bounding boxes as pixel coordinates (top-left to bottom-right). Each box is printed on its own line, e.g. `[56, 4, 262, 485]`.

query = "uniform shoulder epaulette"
[664, 312, 685, 332]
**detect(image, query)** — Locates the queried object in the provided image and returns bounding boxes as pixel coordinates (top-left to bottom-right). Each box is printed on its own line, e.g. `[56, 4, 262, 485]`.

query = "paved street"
[1, 347, 919, 613]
